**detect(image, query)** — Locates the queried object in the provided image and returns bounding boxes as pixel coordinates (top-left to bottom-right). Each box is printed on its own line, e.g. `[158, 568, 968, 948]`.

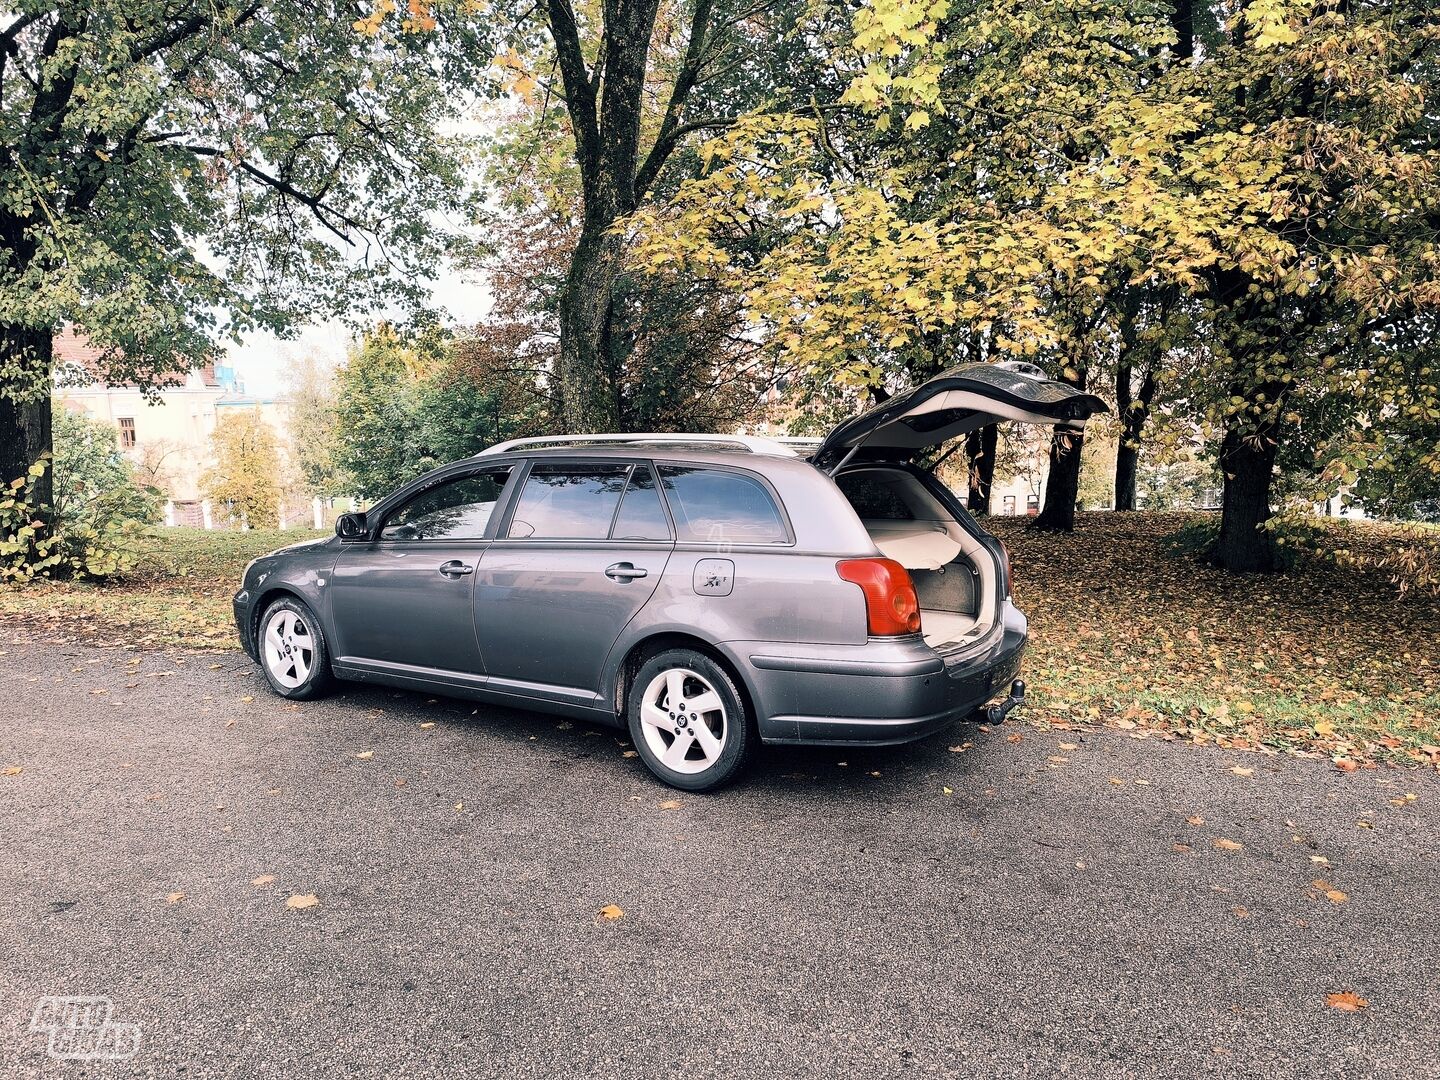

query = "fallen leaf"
[1134, 778, 1151, 786]
[1006, 733, 1024, 744]
[1310, 855, 1330, 864]
[1187, 815, 1205, 826]
[1213, 838, 1244, 851]
[1232, 906, 1249, 918]
[251, 875, 276, 887]
[941, 786, 953, 795]
[1326, 991, 1368, 1012]
[1047, 755, 1070, 764]
[454, 802, 464, 811]
[165, 891, 185, 904]
[419, 722, 435, 730]
[2, 765, 21, 777]
[1356, 820, 1373, 830]
[1230, 767, 1254, 777]
[622, 750, 639, 759]
[1173, 843, 1192, 853]
[597, 904, 624, 920]
[1334, 757, 1359, 772]
[1058, 742, 1079, 751]
[1108, 777, 1124, 786]
[1326, 889, 1348, 904]
[657, 800, 682, 810]
[869, 771, 881, 777]
[240, 695, 254, 704]
[1314, 719, 1336, 736]
[285, 893, 319, 909]
[355, 751, 374, 760]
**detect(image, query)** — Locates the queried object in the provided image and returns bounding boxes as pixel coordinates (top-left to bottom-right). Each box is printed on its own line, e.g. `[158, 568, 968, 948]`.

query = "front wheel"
[627, 649, 754, 792]
[256, 597, 334, 701]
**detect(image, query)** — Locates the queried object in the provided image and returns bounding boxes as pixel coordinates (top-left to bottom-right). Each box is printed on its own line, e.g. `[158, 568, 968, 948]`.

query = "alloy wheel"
[638, 667, 728, 775]
[263, 608, 315, 689]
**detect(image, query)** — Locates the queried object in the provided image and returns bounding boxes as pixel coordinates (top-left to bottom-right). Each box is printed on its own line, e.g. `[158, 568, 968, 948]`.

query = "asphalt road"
[1, 632, 1437, 1080]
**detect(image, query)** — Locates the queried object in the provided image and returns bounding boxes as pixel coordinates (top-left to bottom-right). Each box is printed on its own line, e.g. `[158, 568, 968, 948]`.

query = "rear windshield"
[657, 466, 788, 544]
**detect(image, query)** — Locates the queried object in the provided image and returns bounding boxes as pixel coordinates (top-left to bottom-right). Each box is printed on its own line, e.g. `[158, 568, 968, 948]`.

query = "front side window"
[507, 464, 629, 539]
[380, 468, 512, 541]
[658, 466, 788, 544]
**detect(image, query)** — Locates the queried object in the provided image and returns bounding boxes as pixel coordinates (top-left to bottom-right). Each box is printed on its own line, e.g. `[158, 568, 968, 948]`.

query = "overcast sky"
[221, 267, 494, 399]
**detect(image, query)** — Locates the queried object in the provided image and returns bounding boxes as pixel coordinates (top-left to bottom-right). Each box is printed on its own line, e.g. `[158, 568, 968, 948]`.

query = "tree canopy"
[0, 0, 497, 505]
[633, 0, 1440, 569]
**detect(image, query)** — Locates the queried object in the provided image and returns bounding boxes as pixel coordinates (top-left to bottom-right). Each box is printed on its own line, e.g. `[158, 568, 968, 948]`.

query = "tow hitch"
[983, 679, 1026, 725]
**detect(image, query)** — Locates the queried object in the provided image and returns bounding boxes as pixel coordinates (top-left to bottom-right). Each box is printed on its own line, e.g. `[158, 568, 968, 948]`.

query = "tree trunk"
[557, 225, 625, 433]
[1212, 424, 1279, 572]
[1113, 362, 1156, 512]
[1033, 429, 1084, 530]
[0, 324, 55, 513]
[965, 423, 998, 515]
[1114, 442, 1139, 511]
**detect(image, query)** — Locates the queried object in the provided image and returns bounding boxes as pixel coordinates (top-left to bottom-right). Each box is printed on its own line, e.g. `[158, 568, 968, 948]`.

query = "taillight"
[998, 540, 1012, 596]
[837, 558, 922, 636]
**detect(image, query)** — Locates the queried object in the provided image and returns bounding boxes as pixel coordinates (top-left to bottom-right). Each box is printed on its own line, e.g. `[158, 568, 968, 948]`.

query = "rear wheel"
[257, 597, 334, 700]
[627, 648, 754, 792]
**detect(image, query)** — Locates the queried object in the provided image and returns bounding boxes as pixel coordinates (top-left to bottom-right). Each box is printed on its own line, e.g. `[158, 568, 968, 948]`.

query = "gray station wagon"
[234, 362, 1106, 789]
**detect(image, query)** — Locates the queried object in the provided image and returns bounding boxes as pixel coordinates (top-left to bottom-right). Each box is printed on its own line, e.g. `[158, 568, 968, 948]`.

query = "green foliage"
[202, 410, 284, 529]
[1, 437, 155, 581]
[284, 355, 345, 499]
[332, 327, 549, 499]
[634, 0, 1440, 568]
[1, 2, 499, 407]
[53, 407, 162, 528]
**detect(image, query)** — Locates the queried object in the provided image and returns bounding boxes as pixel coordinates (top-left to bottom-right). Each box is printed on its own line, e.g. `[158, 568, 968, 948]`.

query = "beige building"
[54, 328, 298, 524]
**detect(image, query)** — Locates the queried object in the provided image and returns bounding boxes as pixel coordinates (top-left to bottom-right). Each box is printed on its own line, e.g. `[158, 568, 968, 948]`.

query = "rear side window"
[658, 466, 788, 544]
[611, 468, 671, 541]
[508, 464, 628, 539]
[835, 471, 917, 521]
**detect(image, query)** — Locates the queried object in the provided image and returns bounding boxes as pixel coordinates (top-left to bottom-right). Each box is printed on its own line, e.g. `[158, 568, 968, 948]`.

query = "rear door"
[813, 361, 1108, 469]
[474, 461, 673, 705]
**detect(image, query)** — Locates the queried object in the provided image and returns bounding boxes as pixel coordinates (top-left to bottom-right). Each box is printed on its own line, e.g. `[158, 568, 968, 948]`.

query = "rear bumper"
[727, 602, 1027, 746]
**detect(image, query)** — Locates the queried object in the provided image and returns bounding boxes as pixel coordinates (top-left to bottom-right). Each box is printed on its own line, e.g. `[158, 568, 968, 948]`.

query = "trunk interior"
[834, 467, 1000, 653]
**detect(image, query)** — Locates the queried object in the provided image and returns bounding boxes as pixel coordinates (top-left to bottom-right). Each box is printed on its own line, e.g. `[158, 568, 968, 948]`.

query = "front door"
[329, 466, 515, 685]
[475, 461, 672, 705]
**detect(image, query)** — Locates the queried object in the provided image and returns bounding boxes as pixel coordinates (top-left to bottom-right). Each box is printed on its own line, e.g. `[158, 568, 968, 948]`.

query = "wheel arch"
[611, 631, 757, 726]
[249, 585, 320, 653]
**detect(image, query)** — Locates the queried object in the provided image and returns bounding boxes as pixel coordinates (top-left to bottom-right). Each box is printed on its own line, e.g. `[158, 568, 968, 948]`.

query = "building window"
[118, 417, 136, 449]
[1002, 495, 1017, 516]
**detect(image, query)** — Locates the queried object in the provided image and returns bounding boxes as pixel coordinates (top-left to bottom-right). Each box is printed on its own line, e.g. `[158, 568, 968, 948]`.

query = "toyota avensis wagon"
[234, 363, 1106, 790]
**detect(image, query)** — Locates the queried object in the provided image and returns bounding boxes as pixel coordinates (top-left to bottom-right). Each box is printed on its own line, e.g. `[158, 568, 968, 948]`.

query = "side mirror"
[335, 512, 369, 541]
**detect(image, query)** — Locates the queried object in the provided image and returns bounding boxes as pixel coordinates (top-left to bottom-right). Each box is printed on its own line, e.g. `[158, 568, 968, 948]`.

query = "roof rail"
[478, 433, 806, 457]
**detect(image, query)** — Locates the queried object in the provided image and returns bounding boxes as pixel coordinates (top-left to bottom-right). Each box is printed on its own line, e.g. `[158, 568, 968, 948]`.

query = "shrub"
[2, 411, 162, 582]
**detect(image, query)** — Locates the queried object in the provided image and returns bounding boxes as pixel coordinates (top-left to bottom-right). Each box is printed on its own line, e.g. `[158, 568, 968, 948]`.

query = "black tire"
[255, 596, 335, 701]
[626, 648, 755, 792]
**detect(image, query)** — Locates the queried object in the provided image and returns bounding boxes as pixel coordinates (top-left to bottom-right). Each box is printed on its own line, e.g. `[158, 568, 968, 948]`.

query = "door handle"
[604, 562, 648, 581]
[438, 560, 474, 578]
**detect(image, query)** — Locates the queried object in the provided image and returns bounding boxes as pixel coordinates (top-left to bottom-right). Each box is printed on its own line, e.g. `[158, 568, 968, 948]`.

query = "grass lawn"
[3, 514, 1436, 770]
[0, 527, 326, 650]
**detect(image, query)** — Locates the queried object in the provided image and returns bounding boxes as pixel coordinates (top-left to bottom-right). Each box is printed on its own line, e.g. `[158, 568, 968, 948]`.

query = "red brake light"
[837, 558, 922, 636]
